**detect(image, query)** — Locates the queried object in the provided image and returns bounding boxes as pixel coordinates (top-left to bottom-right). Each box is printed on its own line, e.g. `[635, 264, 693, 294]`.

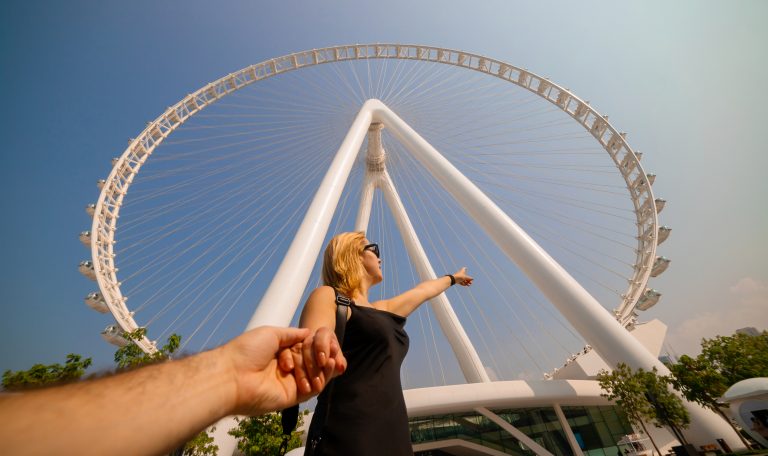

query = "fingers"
[272, 326, 311, 348]
[312, 327, 336, 368]
[454, 267, 474, 286]
[324, 331, 345, 376]
[273, 327, 346, 400]
[314, 328, 347, 379]
[302, 334, 327, 393]
[329, 350, 347, 377]
[277, 347, 294, 372]
[290, 345, 313, 395]
[294, 327, 347, 395]
[327, 332, 341, 360]
[294, 357, 337, 404]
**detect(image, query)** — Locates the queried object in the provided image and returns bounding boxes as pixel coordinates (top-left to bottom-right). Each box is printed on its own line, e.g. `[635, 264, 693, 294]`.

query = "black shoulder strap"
[279, 289, 351, 452]
[333, 289, 352, 346]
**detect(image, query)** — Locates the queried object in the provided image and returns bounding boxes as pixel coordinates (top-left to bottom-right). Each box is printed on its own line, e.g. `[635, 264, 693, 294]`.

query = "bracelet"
[445, 274, 456, 286]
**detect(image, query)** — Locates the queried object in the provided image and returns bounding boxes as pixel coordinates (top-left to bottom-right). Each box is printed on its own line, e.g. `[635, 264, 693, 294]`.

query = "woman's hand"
[223, 326, 346, 416]
[291, 326, 347, 398]
[453, 267, 473, 287]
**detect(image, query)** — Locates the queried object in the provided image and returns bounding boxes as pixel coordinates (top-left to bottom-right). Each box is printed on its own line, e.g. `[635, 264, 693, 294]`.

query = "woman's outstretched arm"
[379, 267, 473, 317]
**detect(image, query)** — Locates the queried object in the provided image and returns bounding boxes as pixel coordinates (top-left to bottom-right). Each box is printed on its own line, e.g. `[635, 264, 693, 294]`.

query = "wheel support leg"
[368, 99, 741, 448]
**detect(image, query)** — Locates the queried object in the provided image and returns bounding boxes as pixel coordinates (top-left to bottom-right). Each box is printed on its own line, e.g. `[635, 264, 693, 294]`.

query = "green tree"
[2, 353, 92, 391]
[698, 332, 768, 387]
[179, 426, 218, 456]
[114, 329, 216, 456]
[229, 410, 309, 456]
[669, 331, 768, 447]
[114, 328, 181, 370]
[640, 367, 690, 446]
[598, 363, 690, 452]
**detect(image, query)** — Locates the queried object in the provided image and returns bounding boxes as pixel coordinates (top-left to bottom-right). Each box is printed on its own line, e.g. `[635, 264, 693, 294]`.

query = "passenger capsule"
[97, 179, 106, 190]
[79, 231, 91, 247]
[79, 260, 96, 281]
[636, 288, 661, 311]
[654, 198, 666, 214]
[85, 292, 109, 313]
[101, 325, 129, 347]
[658, 226, 672, 244]
[111, 157, 119, 166]
[650, 256, 671, 277]
[646, 174, 656, 185]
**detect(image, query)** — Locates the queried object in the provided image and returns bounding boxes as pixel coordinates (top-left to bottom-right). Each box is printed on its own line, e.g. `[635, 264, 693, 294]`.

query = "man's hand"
[0, 325, 346, 456]
[222, 326, 346, 416]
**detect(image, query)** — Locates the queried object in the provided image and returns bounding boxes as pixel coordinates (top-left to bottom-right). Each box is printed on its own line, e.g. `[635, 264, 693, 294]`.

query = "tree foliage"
[668, 331, 768, 448]
[114, 328, 181, 370]
[640, 367, 690, 444]
[229, 410, 309, 456]
[179, 426, 218, 456]
[598, 363, 655, 428]
[2, 353, 92, 391]
[113, 329, 215, 455]
[674, 331, 768, 398]
[668, 354, 729, 411]
[598, 363, 690, 449]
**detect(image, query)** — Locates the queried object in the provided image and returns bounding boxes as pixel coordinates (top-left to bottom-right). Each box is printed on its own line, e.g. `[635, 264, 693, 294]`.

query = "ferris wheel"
[80, 44, 671, 385]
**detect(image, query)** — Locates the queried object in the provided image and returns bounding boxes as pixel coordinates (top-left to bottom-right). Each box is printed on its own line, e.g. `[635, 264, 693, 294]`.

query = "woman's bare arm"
[378, 268, 473, 317]
[299, 286, 338, 332]
[295, 286, 345, 393]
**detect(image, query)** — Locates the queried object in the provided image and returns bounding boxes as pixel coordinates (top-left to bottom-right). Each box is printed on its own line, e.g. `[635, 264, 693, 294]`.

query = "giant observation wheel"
[80, 44, 670, 386]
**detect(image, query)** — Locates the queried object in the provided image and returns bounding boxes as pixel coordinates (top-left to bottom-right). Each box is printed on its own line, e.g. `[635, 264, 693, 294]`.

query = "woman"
[299, 231, 473, 455]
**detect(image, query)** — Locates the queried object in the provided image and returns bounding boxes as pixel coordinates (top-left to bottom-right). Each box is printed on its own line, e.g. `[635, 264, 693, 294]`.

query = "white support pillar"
[367, 99, 742, 448]
[379, 170, 490, 383]
[354, 176, 376, 232]
[356, 123, 384, 232]
[553, 404, 584, 456]
[475, 407, 554, 456]
[245, 103, 373, 329]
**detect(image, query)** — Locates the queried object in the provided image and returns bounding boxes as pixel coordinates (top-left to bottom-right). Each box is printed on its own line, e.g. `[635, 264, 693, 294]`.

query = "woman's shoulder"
[310, 285, 336, 296]
[306, 285, 337, 305]
[300, 286, 342, 327]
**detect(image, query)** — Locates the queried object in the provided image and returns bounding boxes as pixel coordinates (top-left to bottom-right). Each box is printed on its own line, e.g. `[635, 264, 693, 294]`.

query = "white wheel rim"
[90, 44, 660, 356]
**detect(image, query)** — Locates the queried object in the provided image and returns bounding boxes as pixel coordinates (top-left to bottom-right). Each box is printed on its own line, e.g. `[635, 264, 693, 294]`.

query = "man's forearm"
[0, 347, 235, 456]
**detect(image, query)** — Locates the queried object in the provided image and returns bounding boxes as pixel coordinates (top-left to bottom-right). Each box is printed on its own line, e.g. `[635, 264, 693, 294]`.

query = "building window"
[410, 405, 632, 456]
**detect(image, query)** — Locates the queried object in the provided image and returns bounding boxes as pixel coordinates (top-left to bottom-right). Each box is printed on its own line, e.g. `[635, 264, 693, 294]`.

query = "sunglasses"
[363, 243, 380, 258]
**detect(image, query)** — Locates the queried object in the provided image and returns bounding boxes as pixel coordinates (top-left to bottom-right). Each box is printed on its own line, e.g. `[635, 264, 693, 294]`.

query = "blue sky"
[1, 0, 766, 376]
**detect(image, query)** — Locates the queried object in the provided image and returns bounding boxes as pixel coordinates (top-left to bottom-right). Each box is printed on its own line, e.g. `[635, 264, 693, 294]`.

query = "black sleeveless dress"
[305, 302, 413, 455]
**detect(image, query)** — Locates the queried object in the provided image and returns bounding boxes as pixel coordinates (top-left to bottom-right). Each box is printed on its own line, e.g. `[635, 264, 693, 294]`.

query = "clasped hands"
[222, 326, 346, 416]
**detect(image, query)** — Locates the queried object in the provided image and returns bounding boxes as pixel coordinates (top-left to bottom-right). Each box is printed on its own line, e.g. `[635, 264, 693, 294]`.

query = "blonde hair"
[321, 231, 367, 297]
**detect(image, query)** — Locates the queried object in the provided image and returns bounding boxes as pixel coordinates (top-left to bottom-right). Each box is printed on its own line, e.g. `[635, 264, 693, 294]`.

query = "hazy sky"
[1, 0, 766, 374]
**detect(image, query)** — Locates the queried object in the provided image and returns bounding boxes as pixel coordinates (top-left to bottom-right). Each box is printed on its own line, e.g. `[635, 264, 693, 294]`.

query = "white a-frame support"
[247, 99, 741, 446]
[354, 123, 490, 383]
[246, 105, 489, 384]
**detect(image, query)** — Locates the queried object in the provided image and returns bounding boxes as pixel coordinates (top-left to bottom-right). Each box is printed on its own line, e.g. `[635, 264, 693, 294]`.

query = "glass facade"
[561, 406, 633, 456]
[410, 405, 633, 456]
